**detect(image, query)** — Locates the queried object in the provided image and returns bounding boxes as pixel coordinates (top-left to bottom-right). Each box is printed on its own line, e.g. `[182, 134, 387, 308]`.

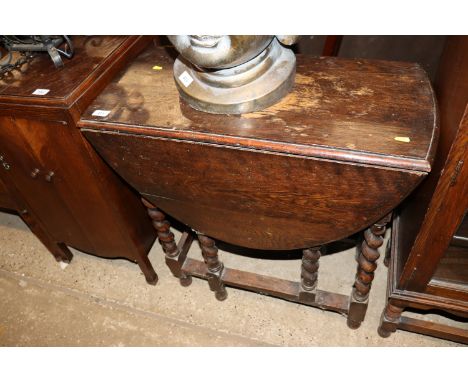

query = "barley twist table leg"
[142, 198, 191, 286]
[198, 234, 227, 301]
[301, 246, 321, 291]
[348, 214, 391, 329]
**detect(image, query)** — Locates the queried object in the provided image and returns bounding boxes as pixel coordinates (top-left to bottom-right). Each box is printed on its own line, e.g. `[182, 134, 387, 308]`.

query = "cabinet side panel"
[396, 36, 468, 285]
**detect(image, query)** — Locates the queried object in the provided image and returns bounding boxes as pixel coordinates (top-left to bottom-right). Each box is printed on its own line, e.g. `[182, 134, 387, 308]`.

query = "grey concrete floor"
[0, 211, 464, 346]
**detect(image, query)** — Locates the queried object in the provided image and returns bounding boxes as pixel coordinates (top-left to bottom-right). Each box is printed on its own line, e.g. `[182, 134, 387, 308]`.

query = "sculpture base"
[173, 39, 296, 115]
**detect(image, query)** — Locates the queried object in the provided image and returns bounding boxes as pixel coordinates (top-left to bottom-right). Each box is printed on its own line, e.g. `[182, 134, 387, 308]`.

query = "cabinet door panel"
[0, 116, 91, 249]
[12, 116, 147, 260]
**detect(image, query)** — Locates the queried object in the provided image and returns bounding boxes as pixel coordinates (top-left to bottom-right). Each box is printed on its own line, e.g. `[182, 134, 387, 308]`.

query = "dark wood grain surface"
[86, 130, 424, 249]
[80, 47, 438, 172]
[81, 44, 437, 251]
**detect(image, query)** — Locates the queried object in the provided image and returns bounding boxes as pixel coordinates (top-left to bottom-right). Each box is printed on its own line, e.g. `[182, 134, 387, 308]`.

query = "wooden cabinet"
[378, 37, 468, 344]
[0, 36, 157, 284]
[80, 45, 438, 327]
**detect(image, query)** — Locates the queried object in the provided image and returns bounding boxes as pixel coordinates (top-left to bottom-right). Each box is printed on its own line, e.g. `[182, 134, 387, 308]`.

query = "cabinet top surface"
[0, 36, 130, 107]
[80, 46, 438, 172]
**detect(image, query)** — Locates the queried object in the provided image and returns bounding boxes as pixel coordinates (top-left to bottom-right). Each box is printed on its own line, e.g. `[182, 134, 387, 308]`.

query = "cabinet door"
[0, 116, 92, 250]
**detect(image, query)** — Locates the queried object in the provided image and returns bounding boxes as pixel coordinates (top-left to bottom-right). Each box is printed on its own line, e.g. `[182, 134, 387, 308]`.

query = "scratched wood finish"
[80, 47, 437, 172]
[86, 131, 424, 250]
[379, 36, 468, 344]
[80, 45, 436, 251]
[0, 36, 157, 282]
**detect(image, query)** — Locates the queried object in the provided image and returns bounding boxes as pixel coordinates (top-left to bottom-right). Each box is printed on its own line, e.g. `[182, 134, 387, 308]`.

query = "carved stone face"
[167, 35, 274, 69]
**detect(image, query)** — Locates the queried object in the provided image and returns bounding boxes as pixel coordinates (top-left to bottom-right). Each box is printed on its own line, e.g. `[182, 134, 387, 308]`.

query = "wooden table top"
[80, 45, 438, 172]
[0, 36, 135, 108]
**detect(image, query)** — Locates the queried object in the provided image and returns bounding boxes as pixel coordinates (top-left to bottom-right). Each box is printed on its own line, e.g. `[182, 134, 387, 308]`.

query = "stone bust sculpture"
[168, 35, 299, 114]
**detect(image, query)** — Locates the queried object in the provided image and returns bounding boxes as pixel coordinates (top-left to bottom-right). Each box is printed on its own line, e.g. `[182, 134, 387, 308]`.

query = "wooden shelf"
[431, 245, 468, 291]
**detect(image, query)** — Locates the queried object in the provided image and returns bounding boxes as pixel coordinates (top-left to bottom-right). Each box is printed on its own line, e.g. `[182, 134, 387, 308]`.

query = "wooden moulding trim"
[386, 215, 400, 300]
[182, 257, 350, 314]
[0, 102, 70, 121]
[425, 282, 468, 302]
[0, 36, 142, 109]
[398, 316, 468, 345]
[424, 81, 441, 165]
[80, 122, 432, 173]
[70, 36, 152, 123]
[389, 286, 468, 313]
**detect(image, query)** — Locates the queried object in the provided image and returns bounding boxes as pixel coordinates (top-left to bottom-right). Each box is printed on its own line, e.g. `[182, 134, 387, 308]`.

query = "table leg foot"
[138, 255, 158, 286]
[215, 289, 228, 301]
[347, 294, 368, 329]
[179, 274, 193, 287]
[144, 272, 158, 286]
[55, 243, 73, 263]
[378, 301, 403, 338]
[19, 210, 74, 264]
[347, 319, 362, 330]
[198, 234, 227, 301]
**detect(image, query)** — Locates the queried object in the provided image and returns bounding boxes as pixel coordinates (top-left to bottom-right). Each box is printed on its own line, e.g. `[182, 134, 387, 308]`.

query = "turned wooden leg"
[137, 253, 158, 285]
[198, 234, 227, 301]
[19, 209, 73, 263]
[299, 246, 321, 303]
[378, 301, 404, 338]
[348, 214, 391, 329]
[142, 198, 192, 286]
[52, 242, 74, 263]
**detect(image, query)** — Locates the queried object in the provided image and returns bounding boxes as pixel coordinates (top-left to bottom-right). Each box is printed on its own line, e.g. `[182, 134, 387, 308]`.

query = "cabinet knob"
[45, 171, 55, 182]
[2, 162, 10, 171]
[31, 168, 40, 178]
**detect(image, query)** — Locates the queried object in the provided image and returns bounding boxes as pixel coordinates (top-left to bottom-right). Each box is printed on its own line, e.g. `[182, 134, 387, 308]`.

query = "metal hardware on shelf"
[1, 36, 74, 80]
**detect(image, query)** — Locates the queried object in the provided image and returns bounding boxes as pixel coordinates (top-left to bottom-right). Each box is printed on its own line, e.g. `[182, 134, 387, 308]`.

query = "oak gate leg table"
[79, 45, 438, 328]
